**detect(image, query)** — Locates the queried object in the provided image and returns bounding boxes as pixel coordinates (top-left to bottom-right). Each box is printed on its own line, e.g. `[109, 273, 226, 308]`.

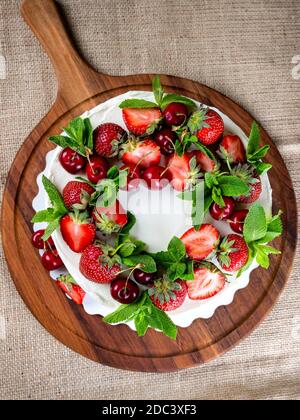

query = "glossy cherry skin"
[41, 250, 63, 271]
[59, 147, 86, 174]
[163, 103, 189, 127]
[32, 230, 55, 250]
[120, 164, 141, 191]
[133, 269, 156, 286]
[85, 156, 108, 184]
[230, 209, 249, 234]
[154, 128, 176, 156]
[110, 278, 139, 304]
[142, 166, 169, 190]
[209, 197, 235, 221]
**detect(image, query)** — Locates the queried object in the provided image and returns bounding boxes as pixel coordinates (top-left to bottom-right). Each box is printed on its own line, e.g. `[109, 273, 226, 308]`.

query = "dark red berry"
[155, 128, 176, 156]
[142, 166, 169, 190]
[110, 278, 139, 304]
[133, 269, 156, 286]
[163, 103, 188, 127]
[85, 156, 108, 184]
[120, 164, 141, 192]
[41, 250, 63, 271]
[210, 197, 235, 221]
[32, 230, 55, 250]
[59, 147, 86, 174]
[229, 209, 249, 234]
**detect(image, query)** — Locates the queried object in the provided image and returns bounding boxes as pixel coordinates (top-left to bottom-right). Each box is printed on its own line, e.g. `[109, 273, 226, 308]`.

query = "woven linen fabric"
[0, 0, 299, 400]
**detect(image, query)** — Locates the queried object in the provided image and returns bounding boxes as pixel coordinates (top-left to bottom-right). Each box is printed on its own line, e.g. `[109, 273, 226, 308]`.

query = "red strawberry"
[197, 109, 224, 145]
[181, 224, 220, 260]
[94, 123, 127, 158]
[122, 108, 162, 136]
[57, 274, 86, 305]
[79, 243, 121, 284]
[231, 164, 262, 204]
[121, 138, 161, 169]
[166, 153, 202, 191]
[187, 263, 225, 300]
[92, 199, 128, 234]
[218, 234, 249, 272]
[60, 211, 96, 253]
[63, 181, 95, 210]
[218, 135, 246, 164]
[192, 150, 217, 173]
[149, 278, 187, 311]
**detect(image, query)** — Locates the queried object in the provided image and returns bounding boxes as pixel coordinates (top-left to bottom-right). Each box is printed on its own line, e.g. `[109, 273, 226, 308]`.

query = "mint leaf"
[161, 94, 196, 111]
[42, 176, 67, 213]
[42, 218, 60, 241]
[218, 175, 249, 197]
[194, 142, 217, 164]
[254, 162, 272, 175]
[135, 315, 149, 337]
[167, 262, 187, 281]
[150, 303, 177, 340]
[120, 212, 136, 235]
[247, 121, 260, 155]
[49, 135, 79, 151]
[84, 118, 94, 151]
[168, 237, 186, 262]
[122, 255, 157, 273]
[243, 204, 267, 243]
[211, 186, 225, 207]
[31, 208, 56, 223]
[180, 260, 195, 280]
[248, 145, 270, 162]
[152, 75, 164, 106]
[119, 99, 158, 109]
[103, 296, 145, 324]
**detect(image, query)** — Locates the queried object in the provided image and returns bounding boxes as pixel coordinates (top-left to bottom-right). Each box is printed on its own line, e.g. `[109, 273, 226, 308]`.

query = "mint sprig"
[49, 117, 94, 157]
[246, 122, 272, 175]
[238, 204, 283, 275]
[31, 176, 68, 240]
[103, 292, 177, 339]
[119, 99, 158, 109]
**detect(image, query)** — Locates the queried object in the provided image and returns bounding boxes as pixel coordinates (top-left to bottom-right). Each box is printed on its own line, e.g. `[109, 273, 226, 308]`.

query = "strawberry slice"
[92, 199, 128, 234]
[122, 108, 162, 136]
[60, 211, 96, 253]
[57, 274, 86, 305]
[121, 138, 161, 169]
[181, 224, 220, 260]
[166, 153, 202, 191]
[187, 263, 225, 300]
[192, 150, 216, 173]
[218, 135, 246, 164]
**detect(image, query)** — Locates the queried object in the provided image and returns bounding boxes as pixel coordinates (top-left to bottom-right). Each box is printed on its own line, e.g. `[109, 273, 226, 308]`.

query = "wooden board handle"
[21, 0, 106, 105]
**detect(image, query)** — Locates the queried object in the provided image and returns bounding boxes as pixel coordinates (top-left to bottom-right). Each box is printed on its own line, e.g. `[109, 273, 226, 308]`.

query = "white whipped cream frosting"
[32, 91, 272, 329]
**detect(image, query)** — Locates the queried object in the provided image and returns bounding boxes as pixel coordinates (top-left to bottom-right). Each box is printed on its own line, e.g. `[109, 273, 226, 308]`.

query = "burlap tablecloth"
[0, 0, 299, 400]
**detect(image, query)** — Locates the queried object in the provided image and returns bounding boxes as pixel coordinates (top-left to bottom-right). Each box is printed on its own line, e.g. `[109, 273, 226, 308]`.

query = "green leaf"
[248, 145, 270, 162]
[237, 244, 255, 277]
[168, 237, 186, 262]
[254, 162, 272, 175]
[160, 94, 196, 111]
[194, 142, 217, 164]
[31, 209, 56, 223]
[267, 211, 283, 236]
[122, 255, 157, 273]
[150, 251, 173, 267]
[218, 175, 249, 197]
[180, 261, 195, 280]
[42, 218, 60, 241]
[212, 187, 225, 207]
[258, 245, 281, 255]
[119, 99, 158, 109]
[167, 262, 187, 281]
[191, 182, 208, 228]
[205, 172, 217, 189]
[243, 204, 267, 243]
[42, 176, 67, 214]
[150, 303, 177, 340]
[84, 118, 94, 151]
[135, 315, 149, 337]
[49, 135, 79, 151]
[256, 247, 270, 269]
[103, 297, 145, 324]
[120, 212, 136, 235]
[152, 75, 164, 106]
[247, 121, 260, 155]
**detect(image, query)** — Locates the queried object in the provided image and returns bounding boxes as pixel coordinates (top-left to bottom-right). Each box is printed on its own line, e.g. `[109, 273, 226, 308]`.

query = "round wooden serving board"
[1, 0, 298, 372]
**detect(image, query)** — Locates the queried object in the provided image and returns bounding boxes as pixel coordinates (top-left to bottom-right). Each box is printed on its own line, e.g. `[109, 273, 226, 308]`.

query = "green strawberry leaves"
[103, 292, 177, 339]
[246, 121, 272, 175]
[31, 176, 68, 240]
[238, 204, 283, 275]
[49, 117, 94, 157]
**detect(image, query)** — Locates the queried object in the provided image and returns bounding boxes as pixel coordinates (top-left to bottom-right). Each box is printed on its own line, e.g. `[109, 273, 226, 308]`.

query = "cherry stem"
[85, 148, 95, 175]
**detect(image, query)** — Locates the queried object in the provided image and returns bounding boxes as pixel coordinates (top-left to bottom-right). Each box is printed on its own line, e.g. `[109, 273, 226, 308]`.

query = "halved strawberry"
[181, 224, 220, 260]
[218, 234, 249, 272]
[191, 150, 216, 173]
[60, 211, 96, 253]
[218, 135, 246, 164]
[166, 153, 202, 191]
[197, 109, 224, 145]
[187, 263, 226, 300]
[57, 274, 86, 305]
[149, 278, 187, 311]
[122, 108, 162, 136]
[92, 199, 128, 234]
[121, 138, 161, 169]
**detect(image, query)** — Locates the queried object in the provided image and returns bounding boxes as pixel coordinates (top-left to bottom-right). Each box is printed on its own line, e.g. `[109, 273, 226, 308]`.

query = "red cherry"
[85, 156, 108, 184]
[41, 250, 63, 271]
[209, 197, 235, 221]
[163, 103, 189, 127]
[133, 269, 155, 286]
[230, 209, 249, 234]
[110, 278, 139, 304]
[154, 128, 176, 156]
[32, 230, 55, 250]
[120, 164, 141, 191]
[59, 148, 86, 174]
[142, 166, 169, 190]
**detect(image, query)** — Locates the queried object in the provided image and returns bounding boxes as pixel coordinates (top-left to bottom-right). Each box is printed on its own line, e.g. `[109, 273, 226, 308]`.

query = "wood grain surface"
[1, 0, 297, 372]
